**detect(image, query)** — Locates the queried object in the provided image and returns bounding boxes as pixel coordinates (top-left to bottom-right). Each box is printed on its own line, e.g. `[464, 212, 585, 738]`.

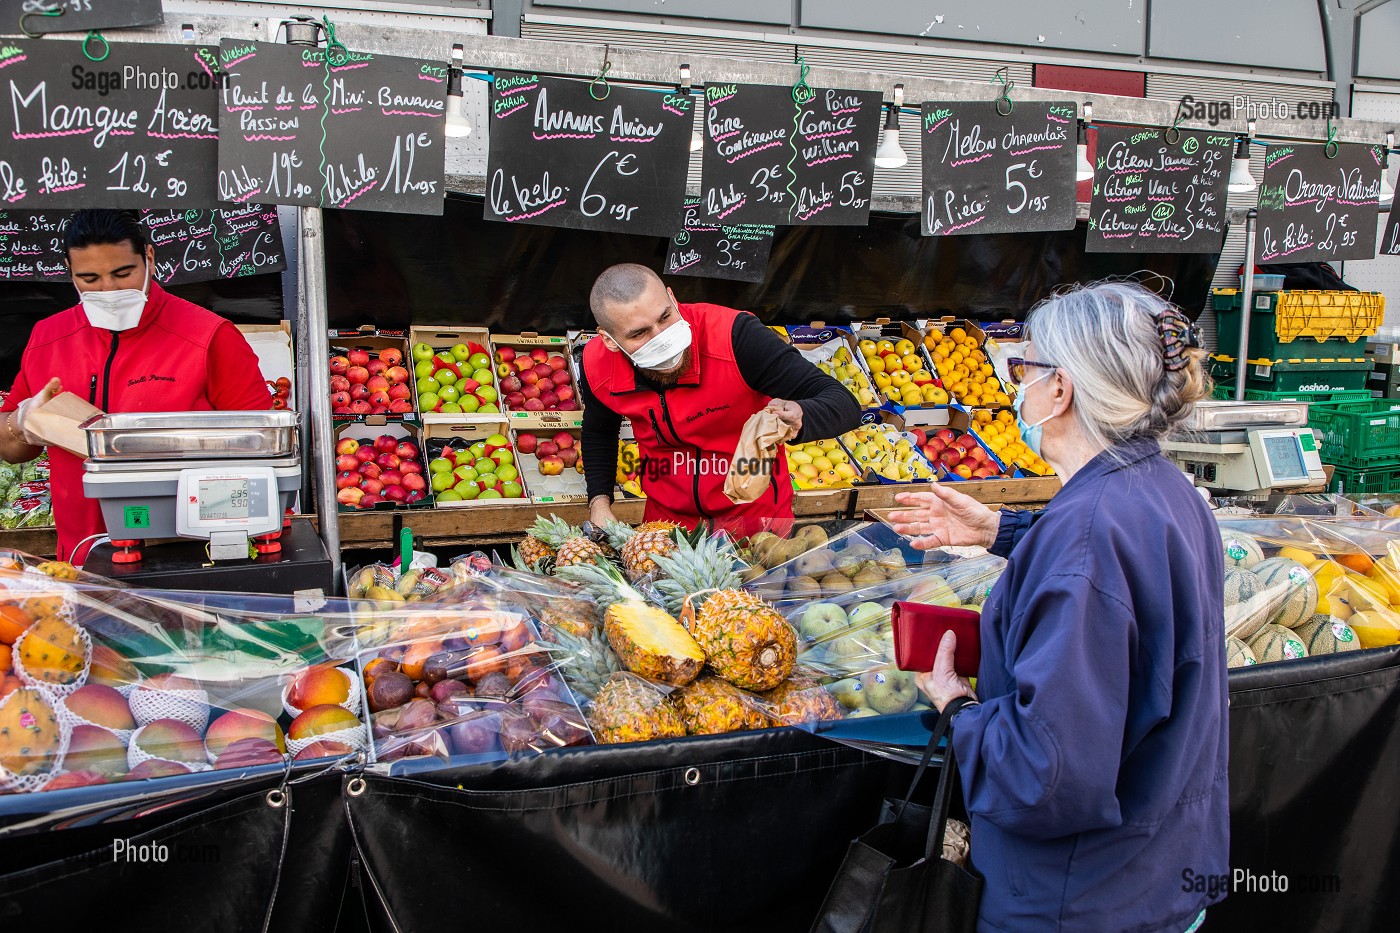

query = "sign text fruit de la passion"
[484, 72, 694, 237]
[1086, 126, 1231, 253]
[1254, 142, 1381, 264]
[920, 101, 1078, 237]
[0, 40, 221, 209]
[700, 82, 881, 226]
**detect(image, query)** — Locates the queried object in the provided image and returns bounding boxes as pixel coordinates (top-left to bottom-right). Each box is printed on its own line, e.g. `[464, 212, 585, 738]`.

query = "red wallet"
[891, 601, 981, 677]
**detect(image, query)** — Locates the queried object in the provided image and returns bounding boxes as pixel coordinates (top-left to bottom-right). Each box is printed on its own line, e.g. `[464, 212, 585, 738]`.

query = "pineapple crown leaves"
[509, 545, 549, 576]
[602, 519, 637, 550]
[556, 554, 658, 608]
[528, 515, 585, 549]
[650, 531, 745, 615]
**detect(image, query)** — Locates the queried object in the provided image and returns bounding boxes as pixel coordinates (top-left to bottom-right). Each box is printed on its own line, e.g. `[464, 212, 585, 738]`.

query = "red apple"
[556, 399, 580, 412]
[514, 359, 532, 373]
[520, 370, 540, 386]
[396, 441, 419, 461]
[500, 375, 522, 393]
[387, 383, 412, 401]
[552, 432, 575, 450]
[532, 362, 553, 379]
[336, 471, 359, 490]
[380, 469, 404, 487]
[530, 348, 549, 363]
[538, 455, 564, 476]
[337, 486, 364, 506]
[550, 370, 571, 387]
[555, 386, 575, 403]
[966, 447, 988, 464]
[347, 366, 370, 385]
[402, 473, 427, 492]
[358, 493, 382, 508]
[506, 392, 526, 408]
[405, 489, 426, 504]
[383, 485, 408, 503]
[954, 464, 974, 479]
[350, 400, 373, 415]
[333, 407, 353, 416]
[347, 384, 368, 403]
[385, 366, 410, 384]
[376, 452, 402, 471]
[909, 428, 928, 446]
[524, 398, 545, 412]
[366, 374, 390, 393]
[329, 374, 350, 393]
[938, 450, 962, 469]
[516, 433, 538, 454]
[521, 384, 542, 400]
[558, 448, 580, 468]
[359, 461, 382, 480]
[954, 434, 978, 451]
[497, 347, 517, 364]
[367, 359, 388, 377]
[547, 355, 567, 371]
[924, 438, 947, 457]
[360, 477, 385, 495]
[375, 435, 398, 453]
[537, 440, 559, 457]
[368, 391, 391, 409]
[379, 348, 403, 367]
[540, 392, 560, 409]
[329, 355, 350, 375]
[347, 349, 371, 368]
[330, 391, 351, 409]
[400, 460, 423, 475]
[389, 399, 414, 413]
[934, 428, 956, 445]
[336, 454, 359, 472]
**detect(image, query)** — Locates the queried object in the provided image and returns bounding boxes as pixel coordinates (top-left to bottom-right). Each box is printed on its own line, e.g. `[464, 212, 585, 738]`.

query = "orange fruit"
[1337, 553, 1374, 574]
[0, 605, 31, 646]
[950, 327, 967, 341]
[0, 644, 10, 674]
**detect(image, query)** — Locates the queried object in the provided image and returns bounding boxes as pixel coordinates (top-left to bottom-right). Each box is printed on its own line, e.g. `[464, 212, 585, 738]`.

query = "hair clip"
[1156, 309, 1200, 372]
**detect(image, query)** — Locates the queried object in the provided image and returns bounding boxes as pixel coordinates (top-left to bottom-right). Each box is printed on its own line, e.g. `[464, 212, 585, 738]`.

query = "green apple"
[469, 441, 488, 459]
[860, 669, 918, 715]
[848, 602, 888, 630]
[471, 368, 494, 385]
[490, 449, 514, 467]
[478, 488, 503, 500]
[414, 360, 434, 379]
[439, 402, 462, 414]
[476, 471, 498, 490]
[435, 369, 458, 386]
[436, 489, 462, 502]
[429, 457, 453, 474]
[476, 385, 498, 403]
[419, 376, 441, 396]
[494, 463, 519, 484]
[468, 352, 491, 371]
[800, 602, 848, 635]
[450, 343, 472, 362]
[430, 472, 455, 493]
[418, 391, 440, 410]
[459, 395, 480, 413]
[412, 342, 435, 362]
[453, 465, 479, 483]
[454, 480, 481, 500]
[828, 634, 873, 661]
[501, 481, 524, 498]
[479, 403, 500, 414]
[437, 384, 460, 404]
[829, 678, 868, 710]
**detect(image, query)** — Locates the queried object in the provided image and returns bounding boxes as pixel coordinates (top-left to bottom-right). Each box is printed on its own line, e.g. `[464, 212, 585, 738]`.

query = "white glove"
[13, 378, 61, 446]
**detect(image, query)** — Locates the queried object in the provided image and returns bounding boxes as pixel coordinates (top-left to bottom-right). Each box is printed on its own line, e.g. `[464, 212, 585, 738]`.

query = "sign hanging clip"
[991, 67, 1014, 116]
[82, 31, 109, 63]
[792, 55, 813, 104]
[590, 44, 612, 101]
[1165, 99, 1187, 145]
[18, 6, 62, 38]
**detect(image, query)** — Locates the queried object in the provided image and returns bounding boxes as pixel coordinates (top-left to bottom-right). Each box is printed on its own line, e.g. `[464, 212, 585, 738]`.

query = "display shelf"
[0, 526, 58, 558]
[853, 476, 1061, 514]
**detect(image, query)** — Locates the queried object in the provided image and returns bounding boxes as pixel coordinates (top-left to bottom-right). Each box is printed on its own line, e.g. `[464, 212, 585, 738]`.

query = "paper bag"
[26, 392, 103, 458]
[723, 408, 797, 504]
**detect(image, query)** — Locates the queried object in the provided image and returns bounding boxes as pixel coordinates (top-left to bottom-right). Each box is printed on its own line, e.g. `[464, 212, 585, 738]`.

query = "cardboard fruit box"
[922, 318, 1017, 411]
[329, 326, 416, 423]
[334, 418, 433, 512]
[491, 333, 583, 428]
[409, 326, 501, 425]
[786, 324, 883, 414]
[511, 426, 587, 504]
[421, 420, 531, 509]
[848, 319, 950, 418]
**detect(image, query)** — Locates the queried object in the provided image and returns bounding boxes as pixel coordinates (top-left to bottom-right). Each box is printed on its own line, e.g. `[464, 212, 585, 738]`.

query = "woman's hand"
[888, 482, 1001, 550]
[916, 630, 977, 713]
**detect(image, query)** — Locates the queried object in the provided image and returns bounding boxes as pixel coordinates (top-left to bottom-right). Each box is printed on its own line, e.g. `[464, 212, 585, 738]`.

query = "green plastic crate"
[1211, 357, 1373, 393]
[1311, 399, 1400, 468]
[1211, 289, 1380, 362]
[1210, 385, 1373, 403]
[1327, 463, 1400, 495]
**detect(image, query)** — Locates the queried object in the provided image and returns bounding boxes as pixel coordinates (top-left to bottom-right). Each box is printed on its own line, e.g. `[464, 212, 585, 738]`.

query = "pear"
[820, 572, 855, 595]
[876, 549, 907, 573]
[797, 525, 829, 548]
[796, 549, 835, 578]
[787, 575, 822, 599]
[851, 569, 886, 590]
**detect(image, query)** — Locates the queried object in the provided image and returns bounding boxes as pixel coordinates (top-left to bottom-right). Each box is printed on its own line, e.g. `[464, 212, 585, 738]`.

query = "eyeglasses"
[1006, 358, 1060, 386]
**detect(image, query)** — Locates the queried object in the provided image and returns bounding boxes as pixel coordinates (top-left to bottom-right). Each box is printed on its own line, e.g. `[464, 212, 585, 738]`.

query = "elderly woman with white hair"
[889, 281, 1228, 933]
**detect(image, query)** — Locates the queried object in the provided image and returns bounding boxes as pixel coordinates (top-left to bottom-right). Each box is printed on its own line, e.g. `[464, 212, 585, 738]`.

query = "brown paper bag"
[723, 408, 797, 504]
[26, 392, 103, 458]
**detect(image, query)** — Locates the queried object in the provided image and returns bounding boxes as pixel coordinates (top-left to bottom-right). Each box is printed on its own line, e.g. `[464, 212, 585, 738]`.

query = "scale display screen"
[1262, 433, 1308, 482]
[197, 478, 251, 521]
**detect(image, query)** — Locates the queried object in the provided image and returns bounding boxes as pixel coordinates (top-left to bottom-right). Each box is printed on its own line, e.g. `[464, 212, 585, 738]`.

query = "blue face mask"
[1013, 371, 1055, 457]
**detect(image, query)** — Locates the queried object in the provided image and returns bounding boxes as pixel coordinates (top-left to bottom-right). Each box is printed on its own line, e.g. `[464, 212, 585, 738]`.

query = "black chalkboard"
[216, 40, 447, 215]
[1255, 142, 1382, 264]
[664, 198, 773, 282]
[0, 206, 285, 285]
[919, 101, 1078, 237]
[699, 83, 881, 226]
[0, 40, 220, 209]
[1380, 193, 1400, 257]
[483, 72, 694, 237]
[1086, 126, 1231, 253]
[0, 0, 162, 35]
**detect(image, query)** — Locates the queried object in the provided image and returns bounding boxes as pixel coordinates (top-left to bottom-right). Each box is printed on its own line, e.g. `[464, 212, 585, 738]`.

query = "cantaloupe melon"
[1251, 557, 1319, 629]
[1225, 636, 1256, 668]
[1247, 623, 1308, 663]
[1294, 614, 1361, 655]
[1221, 530, 1264, 569]
[1224, 567, 1268, 639]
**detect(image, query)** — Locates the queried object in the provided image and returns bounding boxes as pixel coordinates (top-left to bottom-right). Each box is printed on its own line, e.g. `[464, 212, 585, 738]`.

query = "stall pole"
[298, 207, 342, 585]
[1235, 209, 1258, 401]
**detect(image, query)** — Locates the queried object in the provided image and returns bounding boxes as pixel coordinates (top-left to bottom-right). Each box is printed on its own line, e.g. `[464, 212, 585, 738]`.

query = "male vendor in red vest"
[580, 263, 860, 538]
[0, 209, 272, 563]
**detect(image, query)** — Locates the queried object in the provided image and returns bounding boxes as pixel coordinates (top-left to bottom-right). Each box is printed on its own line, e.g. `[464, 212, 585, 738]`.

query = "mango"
[205, 709, 286, 760]
[64, 683, 136, 731]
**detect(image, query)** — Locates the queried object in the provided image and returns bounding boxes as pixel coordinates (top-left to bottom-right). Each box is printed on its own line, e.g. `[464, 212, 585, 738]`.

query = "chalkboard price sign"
[699, 83, 881, 226]
[919, 101, 1078, 237]
[0, 41, 221, 209]
[0, 206, 285, 285]
[665, 198, 774, 282]
[0, 0, 163, 35]
[1380, 192, 1400, 257]
[1255, 142, 1382, 264]
[217, 41, 447, 215]
[484, 72, 694, 237]
[1086, 126, 1232, 253]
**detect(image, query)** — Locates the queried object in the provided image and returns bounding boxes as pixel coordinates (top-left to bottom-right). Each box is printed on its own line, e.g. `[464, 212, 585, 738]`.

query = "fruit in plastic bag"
[1221, 529, 1264, 569]
[861, 668, 919, 714]
[368, 671, 414, 712]
[1225, 637, 1256, 668]
[88, 644, 140, 687]
[670, 675, 769, 735]
[46, 770, 109, 790]
[287, 665, 352, 709]
[1251, 557, 1318, 629]
[18, 614, 88, 686]
[133, 719, 207, 766]
[125, 759, 192, 780]
[288, 704, 362, 741]
[1247, 624, 1308, 663]
[0, 687, 61, 775]
[205, 709, 286, 759]
[66, 725, 129, 776]
[64, 683, 135, 731]
[1294, 615, 1361, 655]
[213, 737, 285, 770]
[1346, 610, 1400, 649]
[448, 711, 503, 756]
[293, 740, 355, 761]
[588, 673, 685, 745]
[760, 675, 844, 726]
[681, 589, 796, 692]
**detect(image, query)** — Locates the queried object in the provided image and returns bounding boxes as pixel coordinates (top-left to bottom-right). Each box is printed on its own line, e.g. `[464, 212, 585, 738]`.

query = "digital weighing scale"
[1161, 400, 1328, 496]
[78, 411, 332, 596]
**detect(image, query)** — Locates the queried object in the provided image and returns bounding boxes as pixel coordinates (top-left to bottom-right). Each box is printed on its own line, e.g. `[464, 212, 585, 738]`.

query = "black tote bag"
[810, 697, 983, 933]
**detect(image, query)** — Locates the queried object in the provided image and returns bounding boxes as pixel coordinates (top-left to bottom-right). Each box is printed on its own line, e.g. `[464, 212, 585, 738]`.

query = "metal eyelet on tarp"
[265, 788, 287, 808]
[684, 767, 701, 786]
[347, 776, 367, 797]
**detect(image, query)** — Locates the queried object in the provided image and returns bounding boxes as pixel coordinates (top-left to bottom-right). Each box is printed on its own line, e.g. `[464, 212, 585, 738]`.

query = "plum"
[430, 679, 471, 705]
[499, 708, 540, 755]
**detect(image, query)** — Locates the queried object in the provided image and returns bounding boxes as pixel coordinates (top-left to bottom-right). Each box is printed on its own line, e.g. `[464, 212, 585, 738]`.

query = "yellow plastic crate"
[1273, 290, 1384, 343]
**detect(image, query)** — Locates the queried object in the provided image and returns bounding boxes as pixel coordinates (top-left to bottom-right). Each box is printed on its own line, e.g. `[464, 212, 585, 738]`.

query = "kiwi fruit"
[820, 572, 855, 595]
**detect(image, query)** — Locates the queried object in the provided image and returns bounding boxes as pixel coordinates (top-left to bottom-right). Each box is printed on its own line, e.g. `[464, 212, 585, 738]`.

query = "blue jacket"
[952, 437, 1229, 932]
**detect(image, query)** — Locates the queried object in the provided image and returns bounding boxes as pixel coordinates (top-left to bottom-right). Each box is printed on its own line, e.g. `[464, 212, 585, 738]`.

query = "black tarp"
[322, 193, 1221, 333]
[2, 650, 1396, 932]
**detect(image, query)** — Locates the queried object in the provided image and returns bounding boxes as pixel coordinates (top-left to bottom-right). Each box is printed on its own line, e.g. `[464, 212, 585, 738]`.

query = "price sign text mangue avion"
[665, 198, 774, 282]
[920, 101, 1077, 236]
[216, 40, 447, 214]
[0, 41, 221, 208]
[700, 83, 881, 226]
[1086, 126, 1231, 253]
[1255, 142, 1381, 264]
[484, 72, 694, 236]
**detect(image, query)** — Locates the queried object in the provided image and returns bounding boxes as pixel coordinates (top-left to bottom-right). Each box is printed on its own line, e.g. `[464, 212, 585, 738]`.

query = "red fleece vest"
[582, 303, 793, 538]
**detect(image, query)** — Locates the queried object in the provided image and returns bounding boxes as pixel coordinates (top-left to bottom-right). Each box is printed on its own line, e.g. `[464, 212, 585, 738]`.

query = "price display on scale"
[177, 467, 279, 537]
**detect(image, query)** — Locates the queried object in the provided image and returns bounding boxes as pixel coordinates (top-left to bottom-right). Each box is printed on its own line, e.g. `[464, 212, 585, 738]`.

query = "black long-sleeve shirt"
[578, 312, 861, 502]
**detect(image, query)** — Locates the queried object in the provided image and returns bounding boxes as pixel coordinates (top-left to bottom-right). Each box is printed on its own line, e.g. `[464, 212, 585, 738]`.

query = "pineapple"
[17, 614, 88, 686]
[529, 516, 607, 570]
[588, 673, 686, 745]
[650, 531, 743, 616]
[670, 675, 769, 735]
[517, 532, 557, 572]
[681, 589, 796, 692]
[567, 559, 704, 686]
[538, 599, 600, 640]
[761, 675, 843, 726]
[540, 618, 622, 701]
[605, 519, 682, 579]
[0, 687, 62, 776]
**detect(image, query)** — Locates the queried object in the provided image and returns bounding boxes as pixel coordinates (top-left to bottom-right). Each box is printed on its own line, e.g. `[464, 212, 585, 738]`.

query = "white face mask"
[611, 318, 693, 372]
[77, 260, 151, 332]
